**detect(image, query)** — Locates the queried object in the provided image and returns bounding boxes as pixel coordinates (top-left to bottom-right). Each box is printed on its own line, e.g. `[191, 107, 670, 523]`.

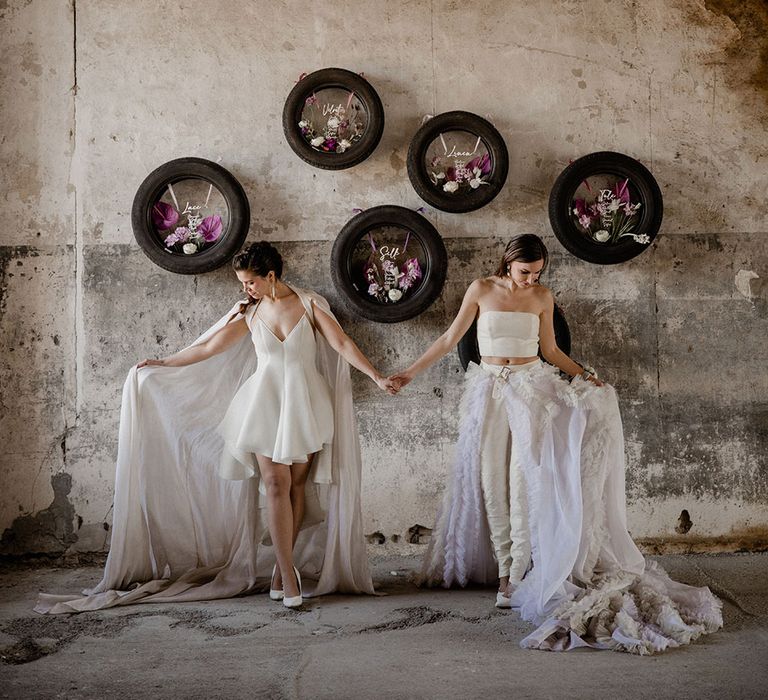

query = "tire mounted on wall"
[282, 68, 385, 170]
[131, 157, 250, 275]
[407, 111, 509, 213]
[457, 305, 572, 371]
[548, 151, 663, 265]
[331, 205, 448, 323]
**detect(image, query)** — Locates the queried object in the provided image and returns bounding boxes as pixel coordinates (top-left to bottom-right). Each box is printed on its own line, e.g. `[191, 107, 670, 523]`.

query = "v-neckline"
[257, 311, 306, 344]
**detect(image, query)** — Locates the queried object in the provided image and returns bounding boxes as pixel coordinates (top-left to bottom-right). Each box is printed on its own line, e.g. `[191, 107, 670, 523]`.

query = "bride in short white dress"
[37, 241, 395, 614]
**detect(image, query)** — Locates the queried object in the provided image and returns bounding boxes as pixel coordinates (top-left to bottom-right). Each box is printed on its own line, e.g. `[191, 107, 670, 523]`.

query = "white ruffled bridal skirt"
[420, 361, 722, 654]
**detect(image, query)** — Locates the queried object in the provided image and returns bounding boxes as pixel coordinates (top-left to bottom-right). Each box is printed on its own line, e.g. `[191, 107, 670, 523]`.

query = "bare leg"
[257, 455, 300, 598]
[290, 455, 313, 542]
[272, 455, 313, 590]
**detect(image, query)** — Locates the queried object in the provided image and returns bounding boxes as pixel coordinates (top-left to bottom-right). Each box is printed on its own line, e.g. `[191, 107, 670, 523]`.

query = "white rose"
[327, 116, 340, 129]
[298, 120, 308, 128]
[594, 230, 610, 243]
[469, 177, 483, 189]
[443, 180, 459, 193]
[311, 136, 325, 147]
[388, 288, 403, 301]
[338, 139, 352, 152]
[183, 243, 198, 255]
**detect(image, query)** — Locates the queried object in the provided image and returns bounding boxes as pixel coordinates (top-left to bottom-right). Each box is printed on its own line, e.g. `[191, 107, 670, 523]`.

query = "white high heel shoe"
[282, 567, 303, 609]
[269, 564, 284, 601]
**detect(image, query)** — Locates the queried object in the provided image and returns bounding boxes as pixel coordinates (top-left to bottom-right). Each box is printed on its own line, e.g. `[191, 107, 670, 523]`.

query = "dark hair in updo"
[228, 241, 284, 321]
[232, 240, 283, 278]
[494, 234, 549, 277]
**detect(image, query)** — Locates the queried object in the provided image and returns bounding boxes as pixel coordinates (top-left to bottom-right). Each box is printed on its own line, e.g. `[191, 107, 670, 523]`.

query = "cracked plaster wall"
[0, 0, 766, 556]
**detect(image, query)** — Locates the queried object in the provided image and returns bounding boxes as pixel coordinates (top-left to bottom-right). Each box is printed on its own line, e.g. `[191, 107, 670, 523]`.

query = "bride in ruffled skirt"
[391, 234, 722, 654]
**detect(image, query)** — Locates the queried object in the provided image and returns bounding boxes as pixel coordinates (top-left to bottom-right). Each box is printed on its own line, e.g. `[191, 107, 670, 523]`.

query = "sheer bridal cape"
[419, 361, 722, 654]
[36, 285, 374, 614]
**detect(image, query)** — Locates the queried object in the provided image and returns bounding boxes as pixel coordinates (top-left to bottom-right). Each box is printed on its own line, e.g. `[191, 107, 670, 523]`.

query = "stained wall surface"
[1, 0, 766, 556]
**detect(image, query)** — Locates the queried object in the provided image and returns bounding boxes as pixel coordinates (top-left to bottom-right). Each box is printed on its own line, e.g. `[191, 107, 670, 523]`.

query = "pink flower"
[612, 178, 631, 205]
[197, 215, 222, 242]
[466, 153, 491, 176]
[152, 202, 179, 231]
[399, 258, 422, 290]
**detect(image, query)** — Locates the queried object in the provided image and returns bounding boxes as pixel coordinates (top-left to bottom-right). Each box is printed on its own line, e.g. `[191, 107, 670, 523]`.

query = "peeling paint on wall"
[0, 474, 76, 556]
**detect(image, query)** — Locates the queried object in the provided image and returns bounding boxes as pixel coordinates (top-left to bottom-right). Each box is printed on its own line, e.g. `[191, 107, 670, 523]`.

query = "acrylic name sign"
[322, 103, 345, 116]
[378, 245, 400, 261]
[439, 134, 482, 159]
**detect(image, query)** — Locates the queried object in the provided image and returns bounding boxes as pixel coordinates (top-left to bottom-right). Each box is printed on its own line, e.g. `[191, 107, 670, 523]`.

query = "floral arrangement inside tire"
[407, 111, 509, 213]
[131, 157, 250, 275]
[548, 151, 663, 265]
[282, 68, 385, 170]
[331, 206, 448, 323]
[457, 305, 572, 371]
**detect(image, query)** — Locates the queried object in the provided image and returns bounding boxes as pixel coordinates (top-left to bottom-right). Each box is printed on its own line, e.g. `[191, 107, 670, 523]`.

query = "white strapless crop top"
[477, 311, 540, 357]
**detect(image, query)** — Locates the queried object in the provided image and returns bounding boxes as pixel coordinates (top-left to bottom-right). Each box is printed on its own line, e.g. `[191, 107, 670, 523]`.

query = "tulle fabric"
[420, 361, 722, 654]
[35, 286, 374, 614]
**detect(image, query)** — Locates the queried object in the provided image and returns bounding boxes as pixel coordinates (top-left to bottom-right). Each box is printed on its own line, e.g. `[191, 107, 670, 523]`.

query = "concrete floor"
[0, 553, 766, 700]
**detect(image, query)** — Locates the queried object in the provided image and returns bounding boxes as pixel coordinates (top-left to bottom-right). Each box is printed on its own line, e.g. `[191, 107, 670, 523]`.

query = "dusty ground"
[0, 553, 766, 699]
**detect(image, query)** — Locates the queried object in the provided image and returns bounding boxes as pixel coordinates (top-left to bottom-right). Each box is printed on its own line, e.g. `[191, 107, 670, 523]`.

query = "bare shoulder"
[533, 284, 555, 309]
[467, 276, 498, 297]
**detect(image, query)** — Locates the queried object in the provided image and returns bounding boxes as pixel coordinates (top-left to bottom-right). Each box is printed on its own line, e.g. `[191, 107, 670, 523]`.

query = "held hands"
[373, 371, 413, 395]
[374, 374, 400, 395]
[587, 375, 605, 387]
[388, 372, 412, 393]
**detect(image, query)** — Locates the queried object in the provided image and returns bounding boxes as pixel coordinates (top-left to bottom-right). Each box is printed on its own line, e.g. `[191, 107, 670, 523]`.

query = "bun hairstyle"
[495, 234, 549, 278]
[229, 241, 284, 320]
[232, 240, 283, 279]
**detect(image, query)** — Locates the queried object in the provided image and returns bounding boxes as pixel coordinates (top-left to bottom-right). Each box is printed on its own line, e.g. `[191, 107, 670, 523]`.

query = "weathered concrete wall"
[1, 0, 766, 557]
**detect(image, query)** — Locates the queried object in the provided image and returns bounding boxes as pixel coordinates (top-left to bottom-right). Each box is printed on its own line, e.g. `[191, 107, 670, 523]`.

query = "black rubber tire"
[457, 305, 572, 371]
[282, 68, 384, 170]
[131, 157, 250, 275]
[407, 111, 509, 213]
[548, 151, 663, 265]
[331, 206, 448, 323]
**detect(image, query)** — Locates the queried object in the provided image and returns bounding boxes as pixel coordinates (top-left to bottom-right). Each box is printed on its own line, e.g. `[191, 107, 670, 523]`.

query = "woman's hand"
[137, 358, 166, 369]
[586, 374, 605, 387]
[388, 371, 413, 392]
[374, 374, 399, 395]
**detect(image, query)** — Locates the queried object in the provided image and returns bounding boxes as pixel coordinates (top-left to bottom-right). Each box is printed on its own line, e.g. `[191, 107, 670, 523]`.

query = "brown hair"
[228, 241, 284, 321]
[494, 234, 549, 277]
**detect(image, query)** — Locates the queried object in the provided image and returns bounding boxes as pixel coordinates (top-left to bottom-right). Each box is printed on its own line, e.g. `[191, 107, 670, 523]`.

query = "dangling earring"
[270, 277, 276, 302]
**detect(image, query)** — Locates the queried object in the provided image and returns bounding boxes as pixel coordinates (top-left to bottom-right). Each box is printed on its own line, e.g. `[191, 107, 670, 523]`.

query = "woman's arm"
[390, 280, 482, 389]
[539, 291, 604, 386]
[137, 318, 250, 368]
[311, 303, 397, 394]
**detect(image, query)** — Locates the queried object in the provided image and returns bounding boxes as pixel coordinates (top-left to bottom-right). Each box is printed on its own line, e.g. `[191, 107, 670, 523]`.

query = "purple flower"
[305, 94, 318, 106]
[152, 202, 179, 231]
[324, 138, 337, 151]
[164, 226, 190, 247]
[197, 215, 223, 242]
[466, 153, 491, 176]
